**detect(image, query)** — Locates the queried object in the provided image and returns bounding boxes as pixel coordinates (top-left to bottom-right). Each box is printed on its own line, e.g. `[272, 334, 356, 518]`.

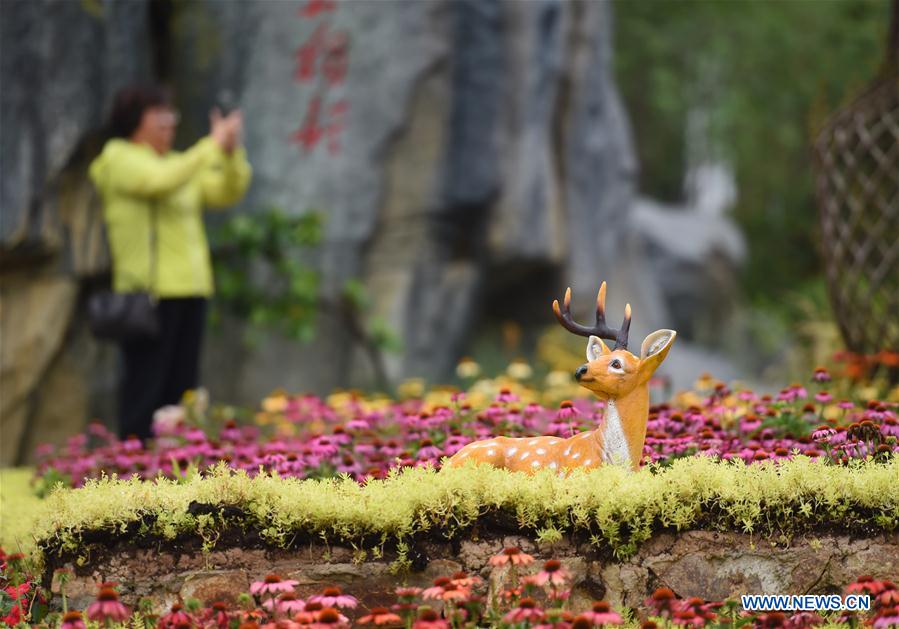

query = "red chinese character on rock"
[327, 100, 348, 155]
[294, 24, 326, 83]
[295, 25, 349, 84]
[291, 97, 324, 151]
[323, 31, 350, 86]
[298, 0, 335, 18]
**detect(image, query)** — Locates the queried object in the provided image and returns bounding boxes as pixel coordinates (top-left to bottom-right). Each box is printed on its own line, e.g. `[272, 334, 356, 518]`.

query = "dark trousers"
[118, 297, 207, 440]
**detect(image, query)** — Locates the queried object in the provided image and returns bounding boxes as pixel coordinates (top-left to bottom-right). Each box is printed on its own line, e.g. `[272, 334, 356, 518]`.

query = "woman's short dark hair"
[108, 84, 173, 138]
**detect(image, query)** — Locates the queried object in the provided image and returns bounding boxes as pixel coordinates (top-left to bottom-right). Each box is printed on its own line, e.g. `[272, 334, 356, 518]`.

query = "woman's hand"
[210, 108, 243, 153]
[209, 108, 230, 149]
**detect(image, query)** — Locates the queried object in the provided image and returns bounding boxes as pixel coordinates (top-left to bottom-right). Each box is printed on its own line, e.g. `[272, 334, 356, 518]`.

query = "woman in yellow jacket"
[90, 85, 252, 440]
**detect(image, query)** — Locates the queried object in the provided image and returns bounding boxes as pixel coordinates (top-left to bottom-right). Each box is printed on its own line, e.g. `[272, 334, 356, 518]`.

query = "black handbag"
[88, 204, 160, 342]
[88, 291, 159, 341]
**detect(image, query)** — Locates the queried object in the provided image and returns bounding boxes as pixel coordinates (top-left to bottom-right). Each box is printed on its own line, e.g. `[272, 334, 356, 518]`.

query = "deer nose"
[575, 365, 588, 381]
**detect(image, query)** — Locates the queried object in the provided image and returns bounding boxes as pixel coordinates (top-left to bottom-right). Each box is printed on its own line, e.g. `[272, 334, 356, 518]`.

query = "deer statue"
[445, 282, 675, 474]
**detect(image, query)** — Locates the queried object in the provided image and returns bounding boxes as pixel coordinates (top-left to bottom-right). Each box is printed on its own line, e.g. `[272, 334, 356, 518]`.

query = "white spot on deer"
[531, 460, 541, 468]
[584, 459, 592, 466]
[460, 451, 469, 458]
[487, 449, 495, 456]
[549, 440, 559, 445]
[536, 448, 546, 455]
[506, 447, 518, 456]
[572, 452, 581, 459]
[549, 461, 558, 470]
[521, 452, 530, 460]
[564, 447, 571, 456]
[580, 432, 592, 439]
[528, 440, 539, 445]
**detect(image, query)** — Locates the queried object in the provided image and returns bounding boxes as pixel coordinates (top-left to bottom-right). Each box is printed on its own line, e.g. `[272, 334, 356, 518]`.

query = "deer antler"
[552, 282, 631, 350]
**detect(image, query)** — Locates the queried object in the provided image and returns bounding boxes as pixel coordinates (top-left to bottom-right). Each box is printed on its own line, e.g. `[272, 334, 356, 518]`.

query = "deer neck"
[596, 384, 650, 471]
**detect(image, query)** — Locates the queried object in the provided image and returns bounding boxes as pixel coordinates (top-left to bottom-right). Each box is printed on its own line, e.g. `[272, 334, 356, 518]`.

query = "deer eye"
[610, 359, 622, 370]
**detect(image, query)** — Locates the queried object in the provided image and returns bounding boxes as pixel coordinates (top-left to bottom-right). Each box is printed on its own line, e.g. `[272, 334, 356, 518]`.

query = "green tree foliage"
[614, 0, 889, 304]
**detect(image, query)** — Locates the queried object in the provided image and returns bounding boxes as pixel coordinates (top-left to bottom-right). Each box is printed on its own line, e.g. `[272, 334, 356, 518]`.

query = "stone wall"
[50, 530, 899, 615]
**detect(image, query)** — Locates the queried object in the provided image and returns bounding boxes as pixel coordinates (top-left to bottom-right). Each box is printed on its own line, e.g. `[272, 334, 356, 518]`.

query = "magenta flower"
[812, 426, 836, 442]
[413, 608, 450, 629]
[527, 559, 570, 587]
[495, 388, 519, 403]
[579, 601, 623, 626]
[157, 602, 192, 628]
[60, 611, 86, 629]
[251, 574, 299, 596]
[308, 586, 358, 609]
[504, 598, 545, 623]
[814, 391, 833, 404]
[262, 591, 306, 614]
[86, 586, 129, 622]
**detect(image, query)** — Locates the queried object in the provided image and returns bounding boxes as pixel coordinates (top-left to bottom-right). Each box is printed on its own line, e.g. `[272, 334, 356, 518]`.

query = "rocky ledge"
[49, 529, 899, 615]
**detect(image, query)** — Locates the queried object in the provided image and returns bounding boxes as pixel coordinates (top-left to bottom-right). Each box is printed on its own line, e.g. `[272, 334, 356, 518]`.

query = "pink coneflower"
[812, 367, 831, 383]
[579, 601, 623, 626]
[529, 559, 570, 587]
[204, 601, 231, 628]
[416, 439, 443, 461]
[752, 611, 787, 627]
[309, 437, 339, 458]
[86, 586, 129, 622]
[412, 608, 449, 629]
[838, 400, 854, 410]
[433, 583, 469, 602]
[422, 577, 452, 600]
[263, 592, 306, 614]
[881, 417, 899, 437]
[449, 571, 482, 588]
[60, 611, 86, 629]
[157, 602, 192, 628]
[504, 598, 545, 623]
[357, 607, 402, 625]
[309, 606, 350, 628]
[251, 575, 300, 596]
[394, 586, 422, 599]
[308, 586, 358, 609]
[647, 587, 677, 617]
[814, 391, 833, 404]
[874, 607, 899, 629]
[846, 575, 888, 596]
[496, 388, 519, 403]
[812, 426, 836, 442]
[879, 585, 899, 607]
[488, 547, 536, 567]
[784, 611, 824, 627]
[671, 608, 706, 627]
[556, 400, 579, 420]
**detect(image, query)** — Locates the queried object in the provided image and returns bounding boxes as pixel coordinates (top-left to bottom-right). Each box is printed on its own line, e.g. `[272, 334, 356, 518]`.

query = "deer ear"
[587, 335, 611, 361]
[639, 329, 676, 375]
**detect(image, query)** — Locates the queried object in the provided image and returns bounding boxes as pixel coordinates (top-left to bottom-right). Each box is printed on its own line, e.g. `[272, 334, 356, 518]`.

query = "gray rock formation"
[168, 0, 652, 401]
[0, 0, 151, 464]
[0, 0, 746, 463]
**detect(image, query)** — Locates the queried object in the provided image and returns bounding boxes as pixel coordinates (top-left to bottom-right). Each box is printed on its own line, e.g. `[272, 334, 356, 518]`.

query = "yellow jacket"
[89, 137, 252, 297]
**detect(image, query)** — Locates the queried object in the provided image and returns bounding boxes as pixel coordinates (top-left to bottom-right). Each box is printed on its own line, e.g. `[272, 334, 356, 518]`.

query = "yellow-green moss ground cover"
[33, 455, 898, 567]
[0, 468, 47, 557]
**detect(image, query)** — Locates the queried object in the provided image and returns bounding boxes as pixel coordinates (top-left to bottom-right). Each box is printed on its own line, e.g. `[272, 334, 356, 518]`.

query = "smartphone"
[215, 89, 237, 116]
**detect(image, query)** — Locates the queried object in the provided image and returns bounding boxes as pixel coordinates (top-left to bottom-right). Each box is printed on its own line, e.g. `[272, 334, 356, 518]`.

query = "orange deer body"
[446, 283, 675, 474]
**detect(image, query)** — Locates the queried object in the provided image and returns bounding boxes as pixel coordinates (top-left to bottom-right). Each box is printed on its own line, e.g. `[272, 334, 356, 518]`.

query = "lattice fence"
[813, 74, 899, 380]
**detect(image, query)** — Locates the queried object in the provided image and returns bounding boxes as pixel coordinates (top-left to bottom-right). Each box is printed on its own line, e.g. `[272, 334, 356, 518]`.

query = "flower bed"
[31, 367, 899, 492]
